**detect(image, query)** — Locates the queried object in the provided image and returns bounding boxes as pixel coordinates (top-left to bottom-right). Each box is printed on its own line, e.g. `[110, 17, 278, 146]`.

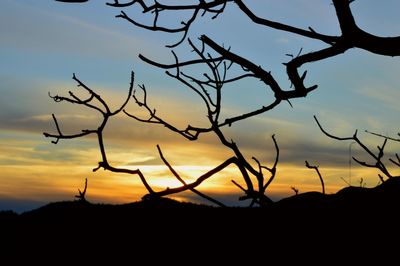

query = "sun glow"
[118, 164, 240, 191]
[0, 130, 395, 212]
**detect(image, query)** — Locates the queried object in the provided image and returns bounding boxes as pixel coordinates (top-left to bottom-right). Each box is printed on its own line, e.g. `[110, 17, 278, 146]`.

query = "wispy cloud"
[356, 85, 400, 112]
[0, 0, 162, 61]
[1, 0, 399, 212]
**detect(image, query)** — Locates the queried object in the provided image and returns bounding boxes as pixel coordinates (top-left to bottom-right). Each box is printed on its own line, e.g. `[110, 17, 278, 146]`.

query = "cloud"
[3, 0, 400, 212]
[0, 131, 99, 167]
[356, 85, 400, 112]
[0, 72, 379, 178]
[0, 1, 155, 60]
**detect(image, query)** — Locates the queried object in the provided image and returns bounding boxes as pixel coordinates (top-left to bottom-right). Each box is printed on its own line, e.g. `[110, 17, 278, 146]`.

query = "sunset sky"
[1, 0, 399, 212]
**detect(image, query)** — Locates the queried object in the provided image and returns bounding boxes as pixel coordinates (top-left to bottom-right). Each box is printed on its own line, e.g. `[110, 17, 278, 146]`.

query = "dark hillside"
[1, 179, 400, 263]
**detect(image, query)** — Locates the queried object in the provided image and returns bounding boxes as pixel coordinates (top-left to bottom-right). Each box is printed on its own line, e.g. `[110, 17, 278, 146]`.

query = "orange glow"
[0, 131, 396, 211]
[2, 0, 400, 215]
[117, 164, 241, 191]
[0, 160, 389, 209]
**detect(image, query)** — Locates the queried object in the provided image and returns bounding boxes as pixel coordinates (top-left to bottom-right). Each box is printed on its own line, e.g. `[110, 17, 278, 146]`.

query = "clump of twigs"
[314, 115, 399, 183]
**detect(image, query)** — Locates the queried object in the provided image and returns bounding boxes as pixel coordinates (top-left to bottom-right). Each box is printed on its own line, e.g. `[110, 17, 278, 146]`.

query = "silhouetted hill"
[275, 176, 400, 210]
[1, 179, 400, 263]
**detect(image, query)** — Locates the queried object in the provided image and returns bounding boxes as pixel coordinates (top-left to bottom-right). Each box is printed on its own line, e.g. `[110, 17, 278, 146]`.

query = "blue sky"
[0, 0, 399, 212]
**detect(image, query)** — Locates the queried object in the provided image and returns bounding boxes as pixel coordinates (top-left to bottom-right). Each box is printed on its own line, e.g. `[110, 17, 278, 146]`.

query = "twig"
[365, 130, 400, 142]
[290, 186, 299, 195]
[75, 178, 88, 202]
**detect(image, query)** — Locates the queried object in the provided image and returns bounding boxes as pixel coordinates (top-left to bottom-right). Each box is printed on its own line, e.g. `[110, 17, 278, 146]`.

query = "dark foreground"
[1, 178, 400, 263]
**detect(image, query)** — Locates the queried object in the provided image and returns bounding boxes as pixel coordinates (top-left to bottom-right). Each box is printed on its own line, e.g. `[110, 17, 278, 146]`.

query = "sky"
[0, 0, 399, 212]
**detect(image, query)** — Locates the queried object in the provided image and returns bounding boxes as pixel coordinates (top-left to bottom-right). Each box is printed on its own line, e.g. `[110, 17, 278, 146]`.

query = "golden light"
[118, 164, 239, 191]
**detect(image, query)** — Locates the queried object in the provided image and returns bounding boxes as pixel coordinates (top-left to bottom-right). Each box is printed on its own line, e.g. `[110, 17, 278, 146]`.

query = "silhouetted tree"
[46, 0, 400, 206]
[315, 116, 400, 182]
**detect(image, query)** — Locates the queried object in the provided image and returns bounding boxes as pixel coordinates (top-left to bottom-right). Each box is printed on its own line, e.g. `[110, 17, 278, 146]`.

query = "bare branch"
[250, 134, 280, 195]
[120, 0, 400, 110]
[314, 115, 356, 141]
[124, 83, 206, 140]
[113, 71, 135, 115]
[139, 54, 224, 70]
[52, 1, 400, 206]
[263, 134, 279, 191]
[43, 114, 95, 144]
[378, 174, 385, 183]
[365, 130, 400, 142]
[106, 1, 136, 8]
[112, 0, 229, 47]
[332, 0, 400, 56]
[222, 99, 281, 127]
[72, 73, 111, 114]
[75, 178, 88, 202]
[358, 178, 366, 188]
[48, 91, 104, 115]
[390, 154, 400, 167]
[130, 38, 286, 148]
[305, 160, 325, 194]
[232, 180, 246, 193]
[291, 186, 299, 195]
[143, 157, 238, 198]
[340, 177, 351, 186]
[45, 72, 157, 195]
[352, 157, 376, 168]
[234, 0, 339, 45]
[156, 145, 226, 207]
[314, 115, 395, 180]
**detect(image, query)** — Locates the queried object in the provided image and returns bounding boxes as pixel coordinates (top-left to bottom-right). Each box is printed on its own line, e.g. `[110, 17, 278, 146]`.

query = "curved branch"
[95, 156, 155, 195]
[156, 145, 226, 207]
[263, 134, 279, 191]
[285, 41, 349, 96]
[112, 71, 135, 115]
[234, 0, 339, 45]
[117, 10, 188, 33]
[139, 54, 224, 69]
[222, 99, 281, 127]
[314, 115, 355, 141]
[143, 157, 238, 198]
[72, 73, 111, 114]
[305, 161, 325, 195]
[332, 0, 400, 56]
